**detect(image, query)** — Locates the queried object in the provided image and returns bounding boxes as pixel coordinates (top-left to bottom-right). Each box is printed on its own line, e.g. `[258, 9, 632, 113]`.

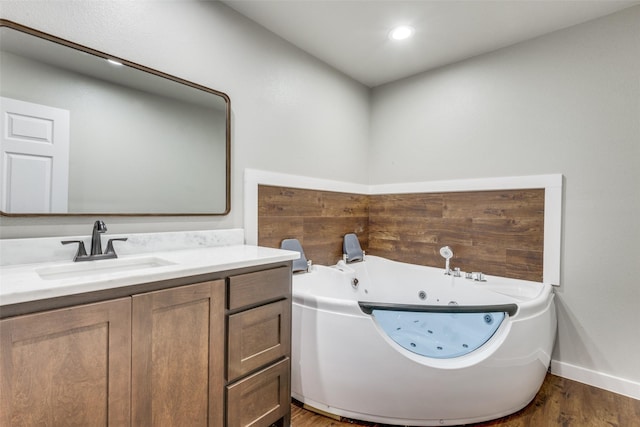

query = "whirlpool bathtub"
[291, 255, 556, 426]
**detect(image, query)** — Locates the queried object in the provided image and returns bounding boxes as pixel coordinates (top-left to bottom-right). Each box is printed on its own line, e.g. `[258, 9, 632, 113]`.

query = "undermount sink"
[36, 256, 175, 280]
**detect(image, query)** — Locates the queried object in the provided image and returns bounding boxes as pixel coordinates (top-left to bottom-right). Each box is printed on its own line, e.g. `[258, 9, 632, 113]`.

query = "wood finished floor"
[290, 374, 640, 427]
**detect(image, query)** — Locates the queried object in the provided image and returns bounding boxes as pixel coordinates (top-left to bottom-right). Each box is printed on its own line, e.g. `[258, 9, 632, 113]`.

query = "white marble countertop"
[0, 244, 299, 306]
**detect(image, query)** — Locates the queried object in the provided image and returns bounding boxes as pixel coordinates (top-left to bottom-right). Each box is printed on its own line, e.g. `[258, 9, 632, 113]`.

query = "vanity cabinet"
[0, 262, 292, 427]
[226, 267, 291, 427]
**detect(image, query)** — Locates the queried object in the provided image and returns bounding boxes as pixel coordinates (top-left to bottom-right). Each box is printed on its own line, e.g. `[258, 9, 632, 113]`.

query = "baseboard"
[551, 360, 640, 400]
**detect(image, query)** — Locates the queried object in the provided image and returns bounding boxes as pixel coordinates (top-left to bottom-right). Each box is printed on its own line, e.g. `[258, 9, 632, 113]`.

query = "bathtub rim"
[293, 258, 554, 320]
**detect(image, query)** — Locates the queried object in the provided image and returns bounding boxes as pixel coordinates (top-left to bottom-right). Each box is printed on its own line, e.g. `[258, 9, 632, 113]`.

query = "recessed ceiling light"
[389, 25, 414, 41]
[107, 59, 124, 66]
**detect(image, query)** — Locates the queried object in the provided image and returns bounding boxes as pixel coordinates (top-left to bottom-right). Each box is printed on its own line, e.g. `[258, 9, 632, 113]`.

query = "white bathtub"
[291, 255, 556, 426]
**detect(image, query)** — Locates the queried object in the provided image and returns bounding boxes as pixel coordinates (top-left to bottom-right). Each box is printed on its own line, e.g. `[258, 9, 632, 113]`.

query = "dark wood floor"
[290, 374, 640, 427]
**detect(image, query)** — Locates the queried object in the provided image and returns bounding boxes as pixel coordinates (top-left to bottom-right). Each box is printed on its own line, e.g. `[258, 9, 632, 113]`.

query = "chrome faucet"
[91, 220, 107, 256]
[62, 220, 127, 262]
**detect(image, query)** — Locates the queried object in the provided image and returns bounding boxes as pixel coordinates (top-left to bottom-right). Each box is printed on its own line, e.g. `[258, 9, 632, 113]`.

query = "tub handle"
[358, 302, 518, 317]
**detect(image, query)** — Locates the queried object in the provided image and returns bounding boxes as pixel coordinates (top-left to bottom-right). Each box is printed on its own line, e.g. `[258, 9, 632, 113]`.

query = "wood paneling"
[369, 190, 544, 281]
[258, 185, 544, 282]
[291, 374, 640, 427]
[258, 185, 369, 266]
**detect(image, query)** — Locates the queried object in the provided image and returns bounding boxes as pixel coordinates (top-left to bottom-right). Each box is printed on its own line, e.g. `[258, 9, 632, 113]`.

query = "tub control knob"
[453, 267, 461, 277]
[472, 272, 486, 282]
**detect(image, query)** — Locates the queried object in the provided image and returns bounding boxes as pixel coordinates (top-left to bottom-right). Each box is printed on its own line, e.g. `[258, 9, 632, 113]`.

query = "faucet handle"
[105, 238, 128, 256]
[61, 240, 88, 261]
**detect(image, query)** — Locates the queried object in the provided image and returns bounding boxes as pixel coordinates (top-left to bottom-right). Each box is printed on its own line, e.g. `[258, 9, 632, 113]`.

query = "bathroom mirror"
[0, 20, 230, 216]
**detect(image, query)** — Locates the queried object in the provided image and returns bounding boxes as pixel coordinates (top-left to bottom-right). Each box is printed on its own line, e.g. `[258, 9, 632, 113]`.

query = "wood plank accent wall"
[258, 185, 369, 266]
[369, 190, 545, 281]
[258, 185, 545, 282]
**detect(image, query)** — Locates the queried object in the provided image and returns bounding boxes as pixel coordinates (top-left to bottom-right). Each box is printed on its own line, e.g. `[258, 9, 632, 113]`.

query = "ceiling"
[221, 0, 639, 87]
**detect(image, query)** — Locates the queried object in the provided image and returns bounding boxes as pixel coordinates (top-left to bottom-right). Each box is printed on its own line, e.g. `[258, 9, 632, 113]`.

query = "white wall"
[370, 6, 640, 394]
[0, 0, 370, 237]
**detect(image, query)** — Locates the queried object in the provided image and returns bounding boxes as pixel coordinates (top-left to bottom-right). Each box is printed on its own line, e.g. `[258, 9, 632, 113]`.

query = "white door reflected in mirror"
[0, 97, 70, 213]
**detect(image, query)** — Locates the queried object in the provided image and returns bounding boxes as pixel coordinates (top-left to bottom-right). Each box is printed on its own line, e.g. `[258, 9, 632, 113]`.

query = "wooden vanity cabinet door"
[131, 280, 225, 427]
[228, 266, 290, 310]
[0, 298, 131, 426]
[227, 299, 291, 381]
[226, 357, 291, 427]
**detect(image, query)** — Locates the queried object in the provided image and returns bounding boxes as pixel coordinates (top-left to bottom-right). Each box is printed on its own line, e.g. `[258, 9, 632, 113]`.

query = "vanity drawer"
[227, 266, 290, 310]
[226, 357, 290, 427]
[227, 299, 291, 381]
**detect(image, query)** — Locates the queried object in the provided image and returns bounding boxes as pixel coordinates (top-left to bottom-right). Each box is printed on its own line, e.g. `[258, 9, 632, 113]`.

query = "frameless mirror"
[0, 20, 230, 216]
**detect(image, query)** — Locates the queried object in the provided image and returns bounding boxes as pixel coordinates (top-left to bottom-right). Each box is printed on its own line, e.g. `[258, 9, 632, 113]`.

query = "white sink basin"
[36, 256, 175, 280]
